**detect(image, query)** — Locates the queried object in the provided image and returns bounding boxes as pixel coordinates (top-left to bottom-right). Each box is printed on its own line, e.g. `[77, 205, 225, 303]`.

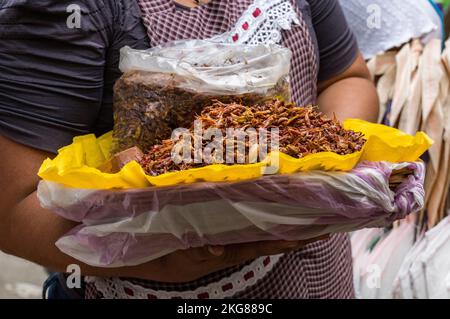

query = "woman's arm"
[1, 134, 322, 283]
[317, 53, 379, 122]
[307, 0, 379, 122]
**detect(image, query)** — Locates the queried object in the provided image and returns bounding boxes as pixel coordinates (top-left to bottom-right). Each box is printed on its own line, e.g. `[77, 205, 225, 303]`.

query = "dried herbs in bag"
[111, 41, 292, 154]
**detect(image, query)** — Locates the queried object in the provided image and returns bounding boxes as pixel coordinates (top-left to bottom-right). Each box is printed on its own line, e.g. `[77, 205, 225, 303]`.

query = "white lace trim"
[210, 0, 300, 45]
[86, 254, 283, 299]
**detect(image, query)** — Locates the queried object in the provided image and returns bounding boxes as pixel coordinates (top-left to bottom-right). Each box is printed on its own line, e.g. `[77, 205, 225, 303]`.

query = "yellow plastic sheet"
[38, 119, 433, 189]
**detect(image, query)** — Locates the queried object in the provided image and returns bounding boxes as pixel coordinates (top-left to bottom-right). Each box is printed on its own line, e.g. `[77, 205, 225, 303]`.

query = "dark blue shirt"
[0, 0, 358, 153]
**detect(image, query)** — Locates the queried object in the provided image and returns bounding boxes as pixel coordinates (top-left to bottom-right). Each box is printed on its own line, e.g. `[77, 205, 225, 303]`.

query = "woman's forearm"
[2, 192, 148, 279]
[3, 192, 318, 283]
[0, 134, 321, 284]
[317, 76, 379, 123]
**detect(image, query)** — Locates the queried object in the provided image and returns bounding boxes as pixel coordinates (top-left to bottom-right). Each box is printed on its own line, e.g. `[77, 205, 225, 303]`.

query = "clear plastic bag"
[38, 161, 425, 267]
[112, 41, 292, 154]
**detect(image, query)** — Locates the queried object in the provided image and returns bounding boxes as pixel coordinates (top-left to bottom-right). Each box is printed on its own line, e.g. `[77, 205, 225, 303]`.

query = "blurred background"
[0, 251, 46, 299]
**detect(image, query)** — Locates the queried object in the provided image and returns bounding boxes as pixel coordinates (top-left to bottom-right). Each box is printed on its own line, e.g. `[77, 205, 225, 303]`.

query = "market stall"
[347, 0, 450, 299]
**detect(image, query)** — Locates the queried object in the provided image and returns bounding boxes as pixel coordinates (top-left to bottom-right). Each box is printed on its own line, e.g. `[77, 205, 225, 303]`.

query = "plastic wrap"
[112, 41, 292, 153]
[38, 161, 425, 268]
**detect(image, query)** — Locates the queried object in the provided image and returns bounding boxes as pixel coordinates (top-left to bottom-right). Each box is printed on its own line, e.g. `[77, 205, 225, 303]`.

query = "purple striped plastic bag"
[37, 161, 425, 267]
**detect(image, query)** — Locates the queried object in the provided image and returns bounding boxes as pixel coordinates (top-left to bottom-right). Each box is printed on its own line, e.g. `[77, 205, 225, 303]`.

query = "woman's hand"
[132, 236, 329, 283]
[0, 134, 329, 283]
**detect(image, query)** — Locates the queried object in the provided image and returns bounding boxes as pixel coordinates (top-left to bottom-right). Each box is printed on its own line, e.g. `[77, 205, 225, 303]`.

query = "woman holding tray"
[0, 0, 379, 299]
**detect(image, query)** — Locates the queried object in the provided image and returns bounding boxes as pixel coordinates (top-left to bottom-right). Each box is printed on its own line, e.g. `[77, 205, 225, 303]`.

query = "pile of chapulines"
[139, 99, 366, 176]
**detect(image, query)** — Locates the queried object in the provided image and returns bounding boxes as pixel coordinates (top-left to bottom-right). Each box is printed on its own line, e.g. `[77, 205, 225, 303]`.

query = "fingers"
[219, 235, 330, 263]
[213, 240, 305, 266]
[185, 240, 296, 263]
[207, 246, 225, 257]
[183, 245, 224, 261]
[189, 235, 331, 266]
[162, 236, 332, 282]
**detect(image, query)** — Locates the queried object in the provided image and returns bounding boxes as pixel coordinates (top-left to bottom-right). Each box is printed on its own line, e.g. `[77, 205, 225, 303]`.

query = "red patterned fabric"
[234, 234, 354, 299]
[85, 0, 354, 299]
[86, 234, 354, 299]
[138, 0, 318, 106]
